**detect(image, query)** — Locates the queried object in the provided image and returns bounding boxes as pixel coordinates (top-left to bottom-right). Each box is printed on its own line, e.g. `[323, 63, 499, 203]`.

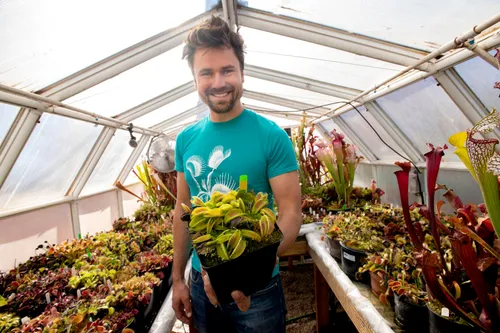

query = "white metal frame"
[243, 90, 326, 115]
[222, 0, 237, 30]
[0, 109, 41, 188]
[244, 65, 361, 100]
[237, 6, 429, 68]
[1, 5, 500, 219]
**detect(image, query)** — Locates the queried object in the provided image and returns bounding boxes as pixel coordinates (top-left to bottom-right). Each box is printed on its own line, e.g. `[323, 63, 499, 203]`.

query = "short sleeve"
[174, 131, 185, 173]
[267, 125, 298, 179]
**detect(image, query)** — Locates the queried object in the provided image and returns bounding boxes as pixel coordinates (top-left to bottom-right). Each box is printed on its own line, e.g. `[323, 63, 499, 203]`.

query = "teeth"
[213, 92, 230, 97]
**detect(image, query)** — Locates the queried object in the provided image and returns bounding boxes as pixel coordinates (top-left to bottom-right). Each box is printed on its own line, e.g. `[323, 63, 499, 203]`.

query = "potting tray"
[304, 224, 402, 333]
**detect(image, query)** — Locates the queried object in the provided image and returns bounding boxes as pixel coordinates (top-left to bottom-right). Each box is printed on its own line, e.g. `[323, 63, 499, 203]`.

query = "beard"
[202, 84, 242, 114]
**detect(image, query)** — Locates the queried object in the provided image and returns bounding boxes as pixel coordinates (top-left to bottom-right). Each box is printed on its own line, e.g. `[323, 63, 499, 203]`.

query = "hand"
[172, 281, 192, 324]
[202, 270, 251, 312]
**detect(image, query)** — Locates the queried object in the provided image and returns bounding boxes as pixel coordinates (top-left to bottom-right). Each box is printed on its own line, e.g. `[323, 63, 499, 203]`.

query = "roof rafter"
[245, 64, 361, 100]
[313, 32, 500, 122]
[238, 6, 430, 68]
[37, 10, 219, 101]
[242, 90, 327, 115]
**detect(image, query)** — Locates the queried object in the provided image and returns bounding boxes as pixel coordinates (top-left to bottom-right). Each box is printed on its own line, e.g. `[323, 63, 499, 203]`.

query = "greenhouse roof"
[0, 0, 500, 215]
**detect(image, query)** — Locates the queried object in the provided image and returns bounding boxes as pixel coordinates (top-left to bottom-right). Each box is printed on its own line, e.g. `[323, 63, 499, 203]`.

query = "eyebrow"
[198, 65, 236, 74]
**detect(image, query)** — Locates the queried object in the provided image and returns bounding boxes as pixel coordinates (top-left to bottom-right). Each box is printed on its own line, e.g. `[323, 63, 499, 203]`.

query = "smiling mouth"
[210, 91, 231, 98]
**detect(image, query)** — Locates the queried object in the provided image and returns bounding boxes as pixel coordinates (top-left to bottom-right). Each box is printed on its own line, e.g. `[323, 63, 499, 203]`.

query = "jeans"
[190, 269, 287, 333]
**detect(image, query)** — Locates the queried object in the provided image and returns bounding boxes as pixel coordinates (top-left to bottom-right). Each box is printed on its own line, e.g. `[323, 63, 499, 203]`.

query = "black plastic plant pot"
[428, 304, 479, 333]
[327, 237, 341, 260]
[340, 241, 367, 280]
[201, 236, 281, 305]
[394, 293, 428, 332]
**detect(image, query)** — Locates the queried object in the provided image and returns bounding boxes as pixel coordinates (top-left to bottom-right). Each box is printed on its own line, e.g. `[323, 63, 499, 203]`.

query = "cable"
[247, 50, 401, 71]
[344, 101, 425, 205]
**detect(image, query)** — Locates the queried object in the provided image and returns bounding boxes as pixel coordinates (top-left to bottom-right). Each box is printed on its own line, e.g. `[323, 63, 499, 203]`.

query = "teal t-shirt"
[174, 109, 298, 274]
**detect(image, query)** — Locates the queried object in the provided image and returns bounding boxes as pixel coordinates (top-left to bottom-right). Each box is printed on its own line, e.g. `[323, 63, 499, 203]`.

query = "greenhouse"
[1, 0, 500, 332]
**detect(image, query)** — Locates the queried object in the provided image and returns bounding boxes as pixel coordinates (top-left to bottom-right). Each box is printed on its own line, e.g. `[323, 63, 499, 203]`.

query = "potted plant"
[181, 189, 282, 304]
[322, 212, 350, 260]
[315, 129, 363, 210]
[389, 275, 428, 332]
[337, 214, 384, 279]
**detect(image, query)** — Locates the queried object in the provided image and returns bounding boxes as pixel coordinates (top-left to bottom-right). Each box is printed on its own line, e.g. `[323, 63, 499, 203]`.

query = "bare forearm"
[173, 205, 191, 284]
[276, 209, 302, 256]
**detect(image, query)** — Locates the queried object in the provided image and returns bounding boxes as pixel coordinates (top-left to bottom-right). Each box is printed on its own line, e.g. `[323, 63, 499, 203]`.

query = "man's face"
[192, 47, 244, 114]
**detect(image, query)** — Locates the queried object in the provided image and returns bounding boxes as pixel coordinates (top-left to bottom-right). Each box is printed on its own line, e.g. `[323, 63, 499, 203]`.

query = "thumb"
[181, 294, 192, 319]
[231, 290, 251, 312]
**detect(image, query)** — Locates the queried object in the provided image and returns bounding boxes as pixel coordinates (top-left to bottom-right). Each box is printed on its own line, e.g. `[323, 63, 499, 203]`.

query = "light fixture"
[127, 123, 138, 148]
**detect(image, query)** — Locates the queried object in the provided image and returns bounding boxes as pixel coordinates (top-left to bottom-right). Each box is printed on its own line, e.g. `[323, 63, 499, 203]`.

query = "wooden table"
[305, 227, 399, 333]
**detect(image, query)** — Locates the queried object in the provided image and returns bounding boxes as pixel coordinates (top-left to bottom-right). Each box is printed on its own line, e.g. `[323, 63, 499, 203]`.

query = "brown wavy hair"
[182, 16, 245, 71]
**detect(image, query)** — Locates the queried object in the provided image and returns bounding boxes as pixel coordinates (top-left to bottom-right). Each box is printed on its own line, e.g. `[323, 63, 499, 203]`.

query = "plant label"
[343, 252, 355, 262]
[441, 307, 450, 317]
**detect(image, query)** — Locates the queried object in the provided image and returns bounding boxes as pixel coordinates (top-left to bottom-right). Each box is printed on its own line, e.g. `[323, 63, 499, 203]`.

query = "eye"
[223, 69, 234, 74]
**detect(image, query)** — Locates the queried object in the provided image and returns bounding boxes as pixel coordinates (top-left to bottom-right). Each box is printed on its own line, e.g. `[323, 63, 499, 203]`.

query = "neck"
[209, 102, 244, 123]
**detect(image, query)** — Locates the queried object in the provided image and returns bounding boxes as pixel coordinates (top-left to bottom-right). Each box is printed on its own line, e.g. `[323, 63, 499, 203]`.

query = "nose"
[212, 72, 225, 89]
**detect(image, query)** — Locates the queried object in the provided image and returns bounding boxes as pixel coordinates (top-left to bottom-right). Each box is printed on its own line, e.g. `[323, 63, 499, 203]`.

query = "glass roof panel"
[241, 98, 297, 112]
[244, 77, 344, 107]
[133, 92, 201, 128]
[82, 130, 141, 196]
[240, 27, 405, 90]
[0, 115, 101, 211]
[318, 119, 355, 146]
[0, 103, 18, 147]
[258, 114, 299, 128]
[376, 77, 473, 162]
[244, 0, 500, 52]
[454, 52, 500, 112]
[64, 46, 192, 117]
[340, 107, 405, 161]
[0, 0, 206, 92]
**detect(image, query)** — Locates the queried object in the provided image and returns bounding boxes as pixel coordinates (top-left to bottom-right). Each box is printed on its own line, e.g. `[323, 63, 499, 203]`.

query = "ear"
[241, 70, 245, 84]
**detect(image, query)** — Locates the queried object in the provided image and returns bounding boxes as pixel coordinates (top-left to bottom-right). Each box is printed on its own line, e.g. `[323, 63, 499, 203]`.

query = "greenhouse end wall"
[355, 163, 483, 214]
[0, 183, 143, 272]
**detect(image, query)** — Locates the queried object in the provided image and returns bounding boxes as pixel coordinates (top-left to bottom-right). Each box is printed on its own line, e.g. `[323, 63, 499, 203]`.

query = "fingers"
[172, 284, 192, 324]
[202, 270, 219, 306]
[173, 299, 190, 324]
[231, 290, 251, 312]
[181, 293, 192, 323]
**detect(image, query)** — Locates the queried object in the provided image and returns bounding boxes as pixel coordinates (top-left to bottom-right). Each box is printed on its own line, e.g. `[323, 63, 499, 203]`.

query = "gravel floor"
[280, 264, 317, 333]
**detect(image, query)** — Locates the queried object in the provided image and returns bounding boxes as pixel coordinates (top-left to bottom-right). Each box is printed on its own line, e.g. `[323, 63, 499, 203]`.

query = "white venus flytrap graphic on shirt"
[185, 145, 237, 201]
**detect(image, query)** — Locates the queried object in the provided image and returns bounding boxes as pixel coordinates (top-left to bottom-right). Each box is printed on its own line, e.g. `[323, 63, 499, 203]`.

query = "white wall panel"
[0, 204, 73, 272]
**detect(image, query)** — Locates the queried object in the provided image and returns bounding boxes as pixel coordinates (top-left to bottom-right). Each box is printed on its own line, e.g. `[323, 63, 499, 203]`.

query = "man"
[172, 16, 302, 333]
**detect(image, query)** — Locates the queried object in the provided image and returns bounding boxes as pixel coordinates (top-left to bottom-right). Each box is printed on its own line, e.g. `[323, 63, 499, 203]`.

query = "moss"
[427, 299, 475, 326]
